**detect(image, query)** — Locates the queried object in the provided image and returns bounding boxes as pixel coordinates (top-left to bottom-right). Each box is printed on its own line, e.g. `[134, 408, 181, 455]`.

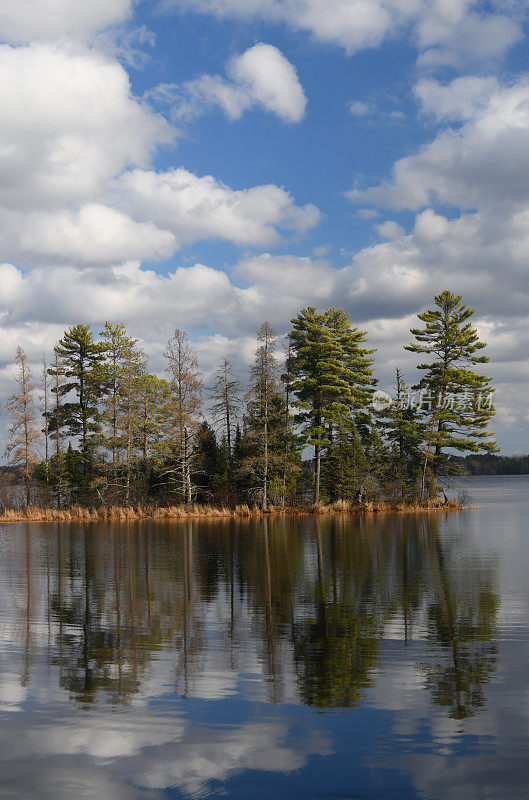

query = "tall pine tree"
[405, 291, 497, 488]
[289, 307, 376, 503]
[48, 324, 108, 495]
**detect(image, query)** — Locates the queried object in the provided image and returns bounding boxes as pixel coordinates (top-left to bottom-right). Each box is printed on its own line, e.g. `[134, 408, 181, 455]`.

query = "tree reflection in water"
[10, 513, 499, 718]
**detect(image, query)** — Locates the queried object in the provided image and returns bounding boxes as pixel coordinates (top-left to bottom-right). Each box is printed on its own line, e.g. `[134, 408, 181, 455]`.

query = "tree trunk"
[184, 429, 192, 504]
[263, 415, 268, 511]
[314, 443, 321, 504]
[226, 380, 231, 454]
[125, 415, 131, 506]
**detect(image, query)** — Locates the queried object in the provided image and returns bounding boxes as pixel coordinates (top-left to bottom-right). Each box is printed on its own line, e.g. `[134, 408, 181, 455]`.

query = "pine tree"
[215, 435, 232, 505]
[326, 307, 376, 411]
[193, 421, 220, 503]
[46, 350, 68, 506]
[280, 334, 294, 506]
[378, 369, 424, 501]
[241, 323, 299, 509]
[321, 420, 370, 503]
[405, 291, 497, 487]
[99, 322, 138, 479]
[49, 324, 108, 493]
[98, 323, 147, 502]
[137, 373, 173, 463]
[289, 307, 376, 503]
[289, 308, 341, 504]
[5, 347, 41, 506]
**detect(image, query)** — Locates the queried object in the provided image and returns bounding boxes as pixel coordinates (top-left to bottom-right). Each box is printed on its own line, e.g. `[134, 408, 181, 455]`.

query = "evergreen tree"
[137, 373, 173, 462]
[378, 369, 425, 502]
[405, 291, 497, 489]
[192, 421, 220, 503]
[46, 350, 68, 506]
[322, 420, 370, 503]
[97, 323, 148, 502]
[99, 323, 138, 479]
[214, 435, 232, 505]
[240, 323, 300, 509]
[48, 324, 108, 494]
[289, 307, 376, 503]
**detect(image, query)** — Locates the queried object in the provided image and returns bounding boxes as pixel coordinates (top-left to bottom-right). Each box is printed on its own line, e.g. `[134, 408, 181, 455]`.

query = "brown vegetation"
[0, 497, 464, 524]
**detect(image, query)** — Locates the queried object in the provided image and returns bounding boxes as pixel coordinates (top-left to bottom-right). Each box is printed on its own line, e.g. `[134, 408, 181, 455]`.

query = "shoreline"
[0, 499, 464, 524]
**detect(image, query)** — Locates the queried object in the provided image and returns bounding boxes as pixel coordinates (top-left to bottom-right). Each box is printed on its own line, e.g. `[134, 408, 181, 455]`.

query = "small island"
[1, 290, 496, 521]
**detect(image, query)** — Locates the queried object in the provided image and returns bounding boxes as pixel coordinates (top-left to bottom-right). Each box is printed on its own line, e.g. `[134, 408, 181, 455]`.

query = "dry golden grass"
[0, 497, 463, 524]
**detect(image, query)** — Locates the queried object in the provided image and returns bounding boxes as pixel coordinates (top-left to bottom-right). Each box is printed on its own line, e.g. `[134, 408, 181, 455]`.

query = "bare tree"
[210, 359, 242, 454]
[5, 347, 41, 506]
[47, 350, 67, 507]
[164, 329, 202, 503]
[117, 341, 146, 505]
[41, 354, 50, 483]
[245, 323, 278, 511]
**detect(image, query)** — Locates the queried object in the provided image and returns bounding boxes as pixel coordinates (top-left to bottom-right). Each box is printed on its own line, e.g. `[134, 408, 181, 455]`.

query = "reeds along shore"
[0, 498, 464, 524]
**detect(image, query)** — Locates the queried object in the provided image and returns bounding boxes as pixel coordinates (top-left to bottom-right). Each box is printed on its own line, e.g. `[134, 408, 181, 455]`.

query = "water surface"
[1, 475, 528, 799]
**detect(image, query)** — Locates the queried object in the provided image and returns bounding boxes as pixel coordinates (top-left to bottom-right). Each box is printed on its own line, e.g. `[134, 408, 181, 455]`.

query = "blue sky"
[0, 0, 528, 452]
[132, 7, 428, 266]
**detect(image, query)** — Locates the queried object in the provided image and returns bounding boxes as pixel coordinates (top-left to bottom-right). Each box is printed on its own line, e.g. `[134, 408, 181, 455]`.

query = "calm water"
[1, 476, 528, 799]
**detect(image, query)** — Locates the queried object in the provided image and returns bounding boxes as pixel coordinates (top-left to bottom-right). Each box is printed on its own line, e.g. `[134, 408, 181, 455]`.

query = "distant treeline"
[1, 290, 498, 511]
[457, 454, 529, 475]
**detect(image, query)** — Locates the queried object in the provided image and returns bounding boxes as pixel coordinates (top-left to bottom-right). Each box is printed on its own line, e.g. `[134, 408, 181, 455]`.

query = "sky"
[0, 0, 528, 453]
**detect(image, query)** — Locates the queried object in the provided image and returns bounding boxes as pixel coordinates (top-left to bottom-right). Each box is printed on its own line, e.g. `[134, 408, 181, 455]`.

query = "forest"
[0, 290, 498, 514]
[457, 454, 529, 475]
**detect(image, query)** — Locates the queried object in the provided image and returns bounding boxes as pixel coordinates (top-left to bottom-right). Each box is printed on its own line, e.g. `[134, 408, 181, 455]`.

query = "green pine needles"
[405, 290, 498, 494]
[5, 290, 499, 510]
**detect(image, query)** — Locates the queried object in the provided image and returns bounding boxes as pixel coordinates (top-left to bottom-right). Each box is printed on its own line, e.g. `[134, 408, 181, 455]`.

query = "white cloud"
[230, 43, 307, 122]
[0, 42, 317, 264]
[1, 196, 529, 450]
[0, 0, 133, 44]
[112, 168, 320, 247]
[150, 43, 307, 123]
[163, 0, 522, 65]
[350, 100, 372, 117]
[0, 43, 173, 207]
[349, 75, 529, 212]
[0, 205, 176, 265]
[375, 220, 405, 240]
[414, 75, 499, 122]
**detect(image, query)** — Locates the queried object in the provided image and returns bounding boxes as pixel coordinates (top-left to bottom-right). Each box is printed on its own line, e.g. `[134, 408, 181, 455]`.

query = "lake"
[0, 475, 528, 799]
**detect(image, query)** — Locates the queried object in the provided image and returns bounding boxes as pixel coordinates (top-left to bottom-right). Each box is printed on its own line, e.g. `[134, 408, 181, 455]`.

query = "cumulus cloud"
[0, 205, 176, 266]
[162, 0, 522, 65]
[343, 71, 529, 444]
[0, 43, 172, 207]
[112, 168, 320, 247]
[0, 41, 318, 264]
[375, 220, 405, 240]
[150, 43, 307, 123]
[349, 75, 529, 212]
[0, 0, 133, 44]
[0, 0, 526, 458]
[1, 194, 528, 425]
